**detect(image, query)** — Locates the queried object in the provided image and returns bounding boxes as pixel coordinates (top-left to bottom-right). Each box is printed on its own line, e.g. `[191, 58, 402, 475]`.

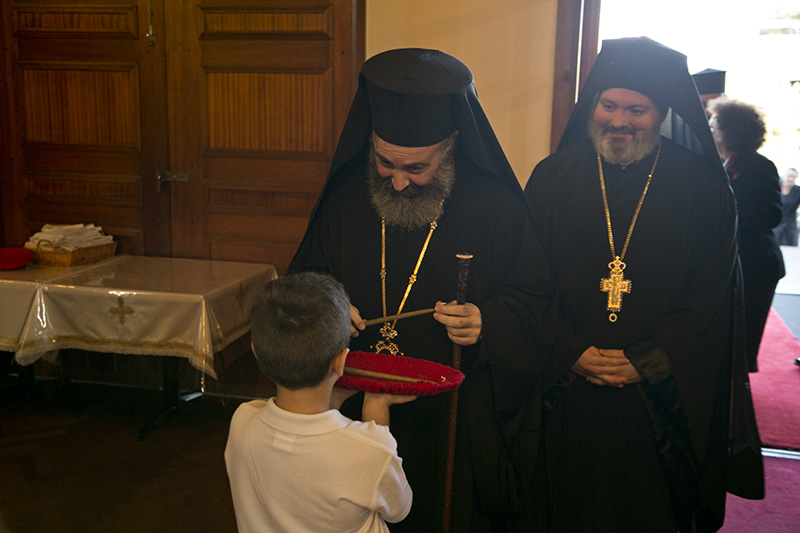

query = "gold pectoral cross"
[600, 256, 630, 322]
[373, 323, 402, 356]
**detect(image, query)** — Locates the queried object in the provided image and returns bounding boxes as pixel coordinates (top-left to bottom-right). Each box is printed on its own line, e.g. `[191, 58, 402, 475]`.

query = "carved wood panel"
[22, 67, 141, 147]
[0, 0, 362, 272]
[0, 0, 170, 256]
[205, 72, 327, 152]
[167, 0, 359, 273]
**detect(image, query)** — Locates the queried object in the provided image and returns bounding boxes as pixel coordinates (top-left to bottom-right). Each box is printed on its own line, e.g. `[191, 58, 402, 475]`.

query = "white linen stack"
[25, 224, 114, 251]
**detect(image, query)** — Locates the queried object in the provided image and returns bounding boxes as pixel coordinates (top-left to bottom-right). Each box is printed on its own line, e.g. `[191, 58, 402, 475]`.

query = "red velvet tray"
[0, 247, 33, 270]
[336, 351, 465, 396]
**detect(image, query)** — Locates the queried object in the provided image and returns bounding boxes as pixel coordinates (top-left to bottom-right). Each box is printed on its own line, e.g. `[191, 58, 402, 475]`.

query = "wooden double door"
[0, 0, 363, 274]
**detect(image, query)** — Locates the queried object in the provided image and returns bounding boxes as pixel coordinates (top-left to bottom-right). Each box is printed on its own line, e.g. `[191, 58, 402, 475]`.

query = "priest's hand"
[597, 348, 644, 384]
[433, 300, 482, 346]
[350, 304, 365, 337]
[572, 346, 635, 388]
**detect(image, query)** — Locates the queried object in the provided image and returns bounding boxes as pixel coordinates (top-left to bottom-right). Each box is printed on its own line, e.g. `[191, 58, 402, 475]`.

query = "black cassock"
[290, 145, 554, 532]
[527, 139, 740, 532]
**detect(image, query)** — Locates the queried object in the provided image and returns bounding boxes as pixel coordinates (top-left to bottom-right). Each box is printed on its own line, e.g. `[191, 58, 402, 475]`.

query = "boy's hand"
[362, 393, 417, 426]
[364, 392, 418, 406]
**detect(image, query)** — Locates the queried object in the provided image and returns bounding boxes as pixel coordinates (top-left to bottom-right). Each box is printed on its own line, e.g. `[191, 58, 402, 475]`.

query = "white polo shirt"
[225, 398, 412, 533]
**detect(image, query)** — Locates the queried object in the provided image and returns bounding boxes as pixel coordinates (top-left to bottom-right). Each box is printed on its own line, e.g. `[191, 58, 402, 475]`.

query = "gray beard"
[590, 119, 661, 167]
[367, 141, 456, 231]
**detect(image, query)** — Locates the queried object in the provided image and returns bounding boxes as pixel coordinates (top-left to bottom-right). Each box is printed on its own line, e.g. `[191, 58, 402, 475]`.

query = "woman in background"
[708, 97, 785, 372]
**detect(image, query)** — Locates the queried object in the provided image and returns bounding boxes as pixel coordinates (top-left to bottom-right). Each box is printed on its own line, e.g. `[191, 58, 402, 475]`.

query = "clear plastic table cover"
[7, 256, 277, 378]
[0, 258, 119, 352]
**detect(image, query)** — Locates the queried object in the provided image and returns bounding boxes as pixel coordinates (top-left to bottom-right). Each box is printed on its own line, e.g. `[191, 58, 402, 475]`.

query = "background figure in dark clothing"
[708, 97, 785, 372]
[774, 167, 800, 246]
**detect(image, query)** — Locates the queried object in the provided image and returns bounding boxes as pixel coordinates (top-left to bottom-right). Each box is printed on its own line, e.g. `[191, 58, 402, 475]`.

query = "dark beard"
[590, 118, 661, 167]
[367, 141, 456, 231]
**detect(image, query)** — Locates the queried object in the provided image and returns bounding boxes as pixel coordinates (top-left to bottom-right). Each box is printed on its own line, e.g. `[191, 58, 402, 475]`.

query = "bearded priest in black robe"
[288, 48, 554, 532]
[525, 37, 763, 532]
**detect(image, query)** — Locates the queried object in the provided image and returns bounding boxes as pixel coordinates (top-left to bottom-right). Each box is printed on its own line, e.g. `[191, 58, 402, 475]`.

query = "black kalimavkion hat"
[558, 37, 725, 181]
[327, 48, 517, 187]
[692, 68, 726, 96]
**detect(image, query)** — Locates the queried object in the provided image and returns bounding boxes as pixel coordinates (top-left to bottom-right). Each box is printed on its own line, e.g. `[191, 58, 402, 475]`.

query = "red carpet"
[722, 310, 800, 532]
[722, 454, 800, 532]
[749, 308, 800, 451]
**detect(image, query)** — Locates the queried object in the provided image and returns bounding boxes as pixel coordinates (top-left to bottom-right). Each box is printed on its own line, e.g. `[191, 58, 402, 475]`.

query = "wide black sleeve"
[463, 177, 558, 495]
[625, 173, 738, 460]
[524, 156, 592, 391]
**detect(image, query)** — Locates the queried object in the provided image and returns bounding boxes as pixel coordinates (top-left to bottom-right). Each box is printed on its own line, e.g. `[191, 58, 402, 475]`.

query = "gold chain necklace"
[373, 218, 438, 355]
[598, 142, 660, 322]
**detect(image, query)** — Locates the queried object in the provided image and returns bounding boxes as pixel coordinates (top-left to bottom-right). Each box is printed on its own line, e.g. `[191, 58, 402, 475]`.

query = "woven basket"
[32, 239, 117, 266]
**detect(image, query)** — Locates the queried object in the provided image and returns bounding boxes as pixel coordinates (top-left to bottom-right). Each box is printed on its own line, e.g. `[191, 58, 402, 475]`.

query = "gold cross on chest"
[109, 295, 135, 325]
[600, 256, 630, 322]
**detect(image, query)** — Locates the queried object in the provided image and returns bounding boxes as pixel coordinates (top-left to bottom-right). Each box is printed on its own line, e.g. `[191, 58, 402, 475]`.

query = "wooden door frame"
[0, 2, 23, 246]
[550, 0, 601, 153]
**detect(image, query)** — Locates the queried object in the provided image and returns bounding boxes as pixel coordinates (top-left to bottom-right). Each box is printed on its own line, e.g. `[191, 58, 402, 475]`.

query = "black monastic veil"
[525, 37, 763, 532]
[290, 48, 555, 531]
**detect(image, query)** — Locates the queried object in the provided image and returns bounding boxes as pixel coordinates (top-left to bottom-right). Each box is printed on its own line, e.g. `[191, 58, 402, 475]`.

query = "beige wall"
[366, 0, 558, 187]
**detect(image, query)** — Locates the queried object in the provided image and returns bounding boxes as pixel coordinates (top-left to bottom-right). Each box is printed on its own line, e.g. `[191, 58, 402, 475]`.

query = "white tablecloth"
[5, 256, 277, 378]
[0, 259, 120, 352]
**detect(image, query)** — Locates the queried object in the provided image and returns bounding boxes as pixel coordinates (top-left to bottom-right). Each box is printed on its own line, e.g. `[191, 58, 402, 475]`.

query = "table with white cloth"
[0, 260, 113, 353]
[10, 256, 277, 377]
[1, 256, 277, 437]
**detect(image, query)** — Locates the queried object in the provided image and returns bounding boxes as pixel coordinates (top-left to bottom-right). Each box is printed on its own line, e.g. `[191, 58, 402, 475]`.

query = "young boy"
[225, 272, 414, 532]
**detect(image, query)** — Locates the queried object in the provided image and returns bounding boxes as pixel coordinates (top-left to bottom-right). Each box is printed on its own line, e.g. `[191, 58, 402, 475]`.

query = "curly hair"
[707, 97, 767, 153]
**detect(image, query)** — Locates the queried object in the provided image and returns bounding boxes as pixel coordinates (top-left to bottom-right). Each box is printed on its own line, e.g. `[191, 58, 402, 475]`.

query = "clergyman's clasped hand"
[572, 346, 644, 387]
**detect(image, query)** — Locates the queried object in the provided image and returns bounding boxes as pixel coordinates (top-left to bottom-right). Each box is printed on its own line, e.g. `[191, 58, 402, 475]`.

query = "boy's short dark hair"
[250, 272, 351, 390]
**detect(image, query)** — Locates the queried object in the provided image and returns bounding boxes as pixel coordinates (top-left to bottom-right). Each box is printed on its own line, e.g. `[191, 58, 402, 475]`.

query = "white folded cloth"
[25, 224, 114, 252]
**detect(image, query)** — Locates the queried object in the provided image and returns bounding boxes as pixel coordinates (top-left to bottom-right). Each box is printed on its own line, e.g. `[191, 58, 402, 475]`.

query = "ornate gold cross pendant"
[600, 256, 631, 322]
[373, 323, 402, 355]
[373, 340, 402, 356]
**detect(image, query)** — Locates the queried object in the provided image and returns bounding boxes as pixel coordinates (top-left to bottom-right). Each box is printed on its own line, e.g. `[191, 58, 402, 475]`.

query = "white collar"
[258, 397, 352, 436]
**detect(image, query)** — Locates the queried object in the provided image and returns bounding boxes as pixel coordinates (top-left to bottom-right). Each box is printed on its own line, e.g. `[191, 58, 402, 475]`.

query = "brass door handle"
[146, 0, 155, 46]
[156, 171, 190, 192]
